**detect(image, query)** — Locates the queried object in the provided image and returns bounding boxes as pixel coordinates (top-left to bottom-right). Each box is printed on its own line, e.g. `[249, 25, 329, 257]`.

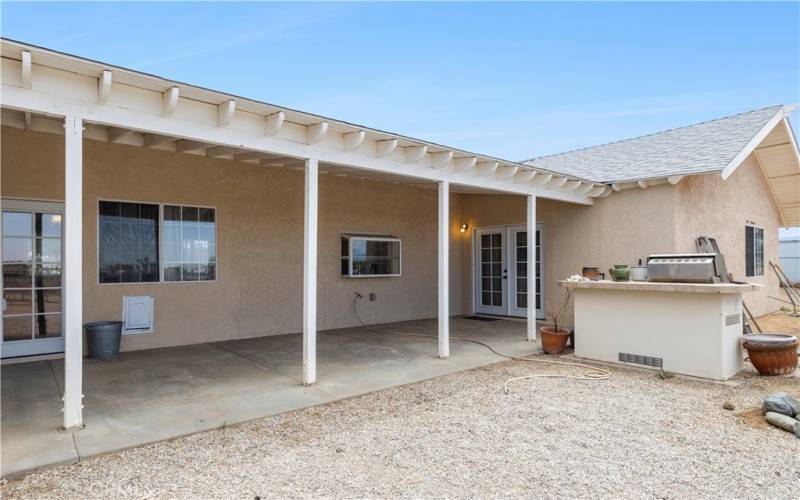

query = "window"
[341, 234, 401, 277]
[745, 224, 764, 277]
[163, 205, 216, 282]
[99, 201, 159, 283]
[98, 201, 216, 284]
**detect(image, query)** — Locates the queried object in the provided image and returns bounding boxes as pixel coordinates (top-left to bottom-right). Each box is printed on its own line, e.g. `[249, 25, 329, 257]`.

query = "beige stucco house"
[2, 39, 799, 432]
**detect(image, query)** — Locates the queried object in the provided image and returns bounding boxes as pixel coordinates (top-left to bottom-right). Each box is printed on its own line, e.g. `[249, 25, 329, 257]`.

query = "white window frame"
[745, 223, 764, 277]
[97, 199, 218, 285]
[341, 234, 402, 278]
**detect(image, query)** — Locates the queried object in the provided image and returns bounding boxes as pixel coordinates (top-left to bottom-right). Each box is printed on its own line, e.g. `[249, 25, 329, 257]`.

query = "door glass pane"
[35, 264, 61, 288]
[4, 263, 32, 288]
[536, 228, 542, 310]
[479, 232, 503, 307]
[3, 316, 32, 341]
[4, 290, 32, 315]
[515, 231, 527, 311]
[3, 237, 32, 263]
[2, 212, 32, 237]
[36, 213, 62, 238]
[35, 238, 61, 263]
[34, 289, 61, 314]
[510, 228, 542, 314]
[34, 314, 62, 339]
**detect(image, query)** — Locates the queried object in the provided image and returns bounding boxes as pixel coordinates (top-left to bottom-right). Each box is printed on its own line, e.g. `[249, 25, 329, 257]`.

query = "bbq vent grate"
[618, 352, 663, 368]
[725, 314, 741, 326]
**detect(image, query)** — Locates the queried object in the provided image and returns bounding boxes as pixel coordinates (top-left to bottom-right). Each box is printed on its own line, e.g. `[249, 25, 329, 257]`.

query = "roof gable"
[524, 106, 786, 184]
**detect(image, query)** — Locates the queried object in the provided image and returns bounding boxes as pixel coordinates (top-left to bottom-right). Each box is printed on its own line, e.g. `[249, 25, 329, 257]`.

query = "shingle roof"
[522, 105, 784, 184]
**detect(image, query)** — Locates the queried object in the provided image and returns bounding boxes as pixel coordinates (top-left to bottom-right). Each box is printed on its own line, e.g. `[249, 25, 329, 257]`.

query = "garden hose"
[350, 295, 611, 393]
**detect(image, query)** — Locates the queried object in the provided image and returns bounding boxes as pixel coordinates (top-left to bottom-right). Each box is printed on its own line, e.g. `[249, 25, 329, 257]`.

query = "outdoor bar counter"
[559, 280, 761, 380]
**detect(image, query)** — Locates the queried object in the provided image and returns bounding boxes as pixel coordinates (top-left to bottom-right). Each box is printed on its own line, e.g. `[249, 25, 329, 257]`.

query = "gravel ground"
[756, 311, 800, 340]
[2, 358, 798, 499]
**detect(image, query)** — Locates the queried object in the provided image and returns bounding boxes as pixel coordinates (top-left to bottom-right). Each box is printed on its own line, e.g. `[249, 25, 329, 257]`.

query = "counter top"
[558, 280, 761, 294]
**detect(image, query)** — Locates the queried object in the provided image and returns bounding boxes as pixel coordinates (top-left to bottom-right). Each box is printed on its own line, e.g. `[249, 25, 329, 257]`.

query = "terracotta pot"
[582, 267, 600, 281]
[540, 326, 570, 354]
[743, 336, 798, 376]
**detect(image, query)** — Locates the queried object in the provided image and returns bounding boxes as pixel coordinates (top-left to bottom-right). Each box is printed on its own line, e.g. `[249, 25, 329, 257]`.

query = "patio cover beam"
[63, 116, 84, 429]
[0, 64, 593, 205]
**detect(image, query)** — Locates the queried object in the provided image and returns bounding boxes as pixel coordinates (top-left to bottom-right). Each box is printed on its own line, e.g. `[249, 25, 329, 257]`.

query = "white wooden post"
[526, 195, 537, 342]
[302, 158, 318, 384]
[63, 116, 83, 428]
[438, 180, 450, 358]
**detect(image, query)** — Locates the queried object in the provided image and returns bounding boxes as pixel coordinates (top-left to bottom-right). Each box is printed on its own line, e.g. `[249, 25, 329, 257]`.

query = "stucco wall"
[1, 127, 463, 352]
[674, 156, 781, 316]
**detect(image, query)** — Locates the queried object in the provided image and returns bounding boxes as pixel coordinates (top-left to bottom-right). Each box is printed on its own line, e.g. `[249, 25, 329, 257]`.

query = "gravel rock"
[762, 392, 799, 417]
[723, 400, 735, 411]
[764, 411, 798, 433]
[2, 359, 799, 499]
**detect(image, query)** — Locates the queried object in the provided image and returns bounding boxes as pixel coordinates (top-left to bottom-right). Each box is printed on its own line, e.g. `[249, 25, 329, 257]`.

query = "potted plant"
[540, 288, 572, 354]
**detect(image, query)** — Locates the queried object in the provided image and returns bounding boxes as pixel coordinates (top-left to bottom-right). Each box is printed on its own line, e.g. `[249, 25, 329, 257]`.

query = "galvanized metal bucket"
[84, 321, 123, 359]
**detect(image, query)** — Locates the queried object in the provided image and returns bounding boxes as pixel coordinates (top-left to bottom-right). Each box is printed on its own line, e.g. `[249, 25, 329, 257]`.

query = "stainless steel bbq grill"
[646, 253, 722, 283]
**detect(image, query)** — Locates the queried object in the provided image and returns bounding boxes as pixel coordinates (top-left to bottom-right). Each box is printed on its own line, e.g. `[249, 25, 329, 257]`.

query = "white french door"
[1, 200, 65, 358]
[474, 224, 544, 319]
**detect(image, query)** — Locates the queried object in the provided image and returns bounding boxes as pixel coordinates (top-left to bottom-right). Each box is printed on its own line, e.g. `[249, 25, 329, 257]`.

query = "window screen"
[98, 201, 160, 283]
[163, 206, 216, 282]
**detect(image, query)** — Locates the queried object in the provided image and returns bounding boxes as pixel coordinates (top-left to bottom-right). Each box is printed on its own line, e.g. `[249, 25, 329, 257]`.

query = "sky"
[1, 2, 798, 161]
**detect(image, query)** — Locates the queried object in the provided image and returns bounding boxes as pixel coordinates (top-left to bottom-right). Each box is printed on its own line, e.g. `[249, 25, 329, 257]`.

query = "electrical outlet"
[369, 293, 376, 302]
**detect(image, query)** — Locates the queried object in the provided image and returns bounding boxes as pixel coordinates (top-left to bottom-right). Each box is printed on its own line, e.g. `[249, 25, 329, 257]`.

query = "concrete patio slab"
[1, 317, 536, 477]
[1, 361, 79, 474]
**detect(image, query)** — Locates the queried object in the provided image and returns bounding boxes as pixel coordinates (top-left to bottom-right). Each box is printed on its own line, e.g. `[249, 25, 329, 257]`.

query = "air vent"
[725, 314, 741, 326]
[618, 352, 663, 368]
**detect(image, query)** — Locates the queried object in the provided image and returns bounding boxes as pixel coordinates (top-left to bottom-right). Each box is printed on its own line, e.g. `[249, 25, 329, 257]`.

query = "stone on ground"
[764, 411, 799, 434]
[762, 392, 799, 417]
